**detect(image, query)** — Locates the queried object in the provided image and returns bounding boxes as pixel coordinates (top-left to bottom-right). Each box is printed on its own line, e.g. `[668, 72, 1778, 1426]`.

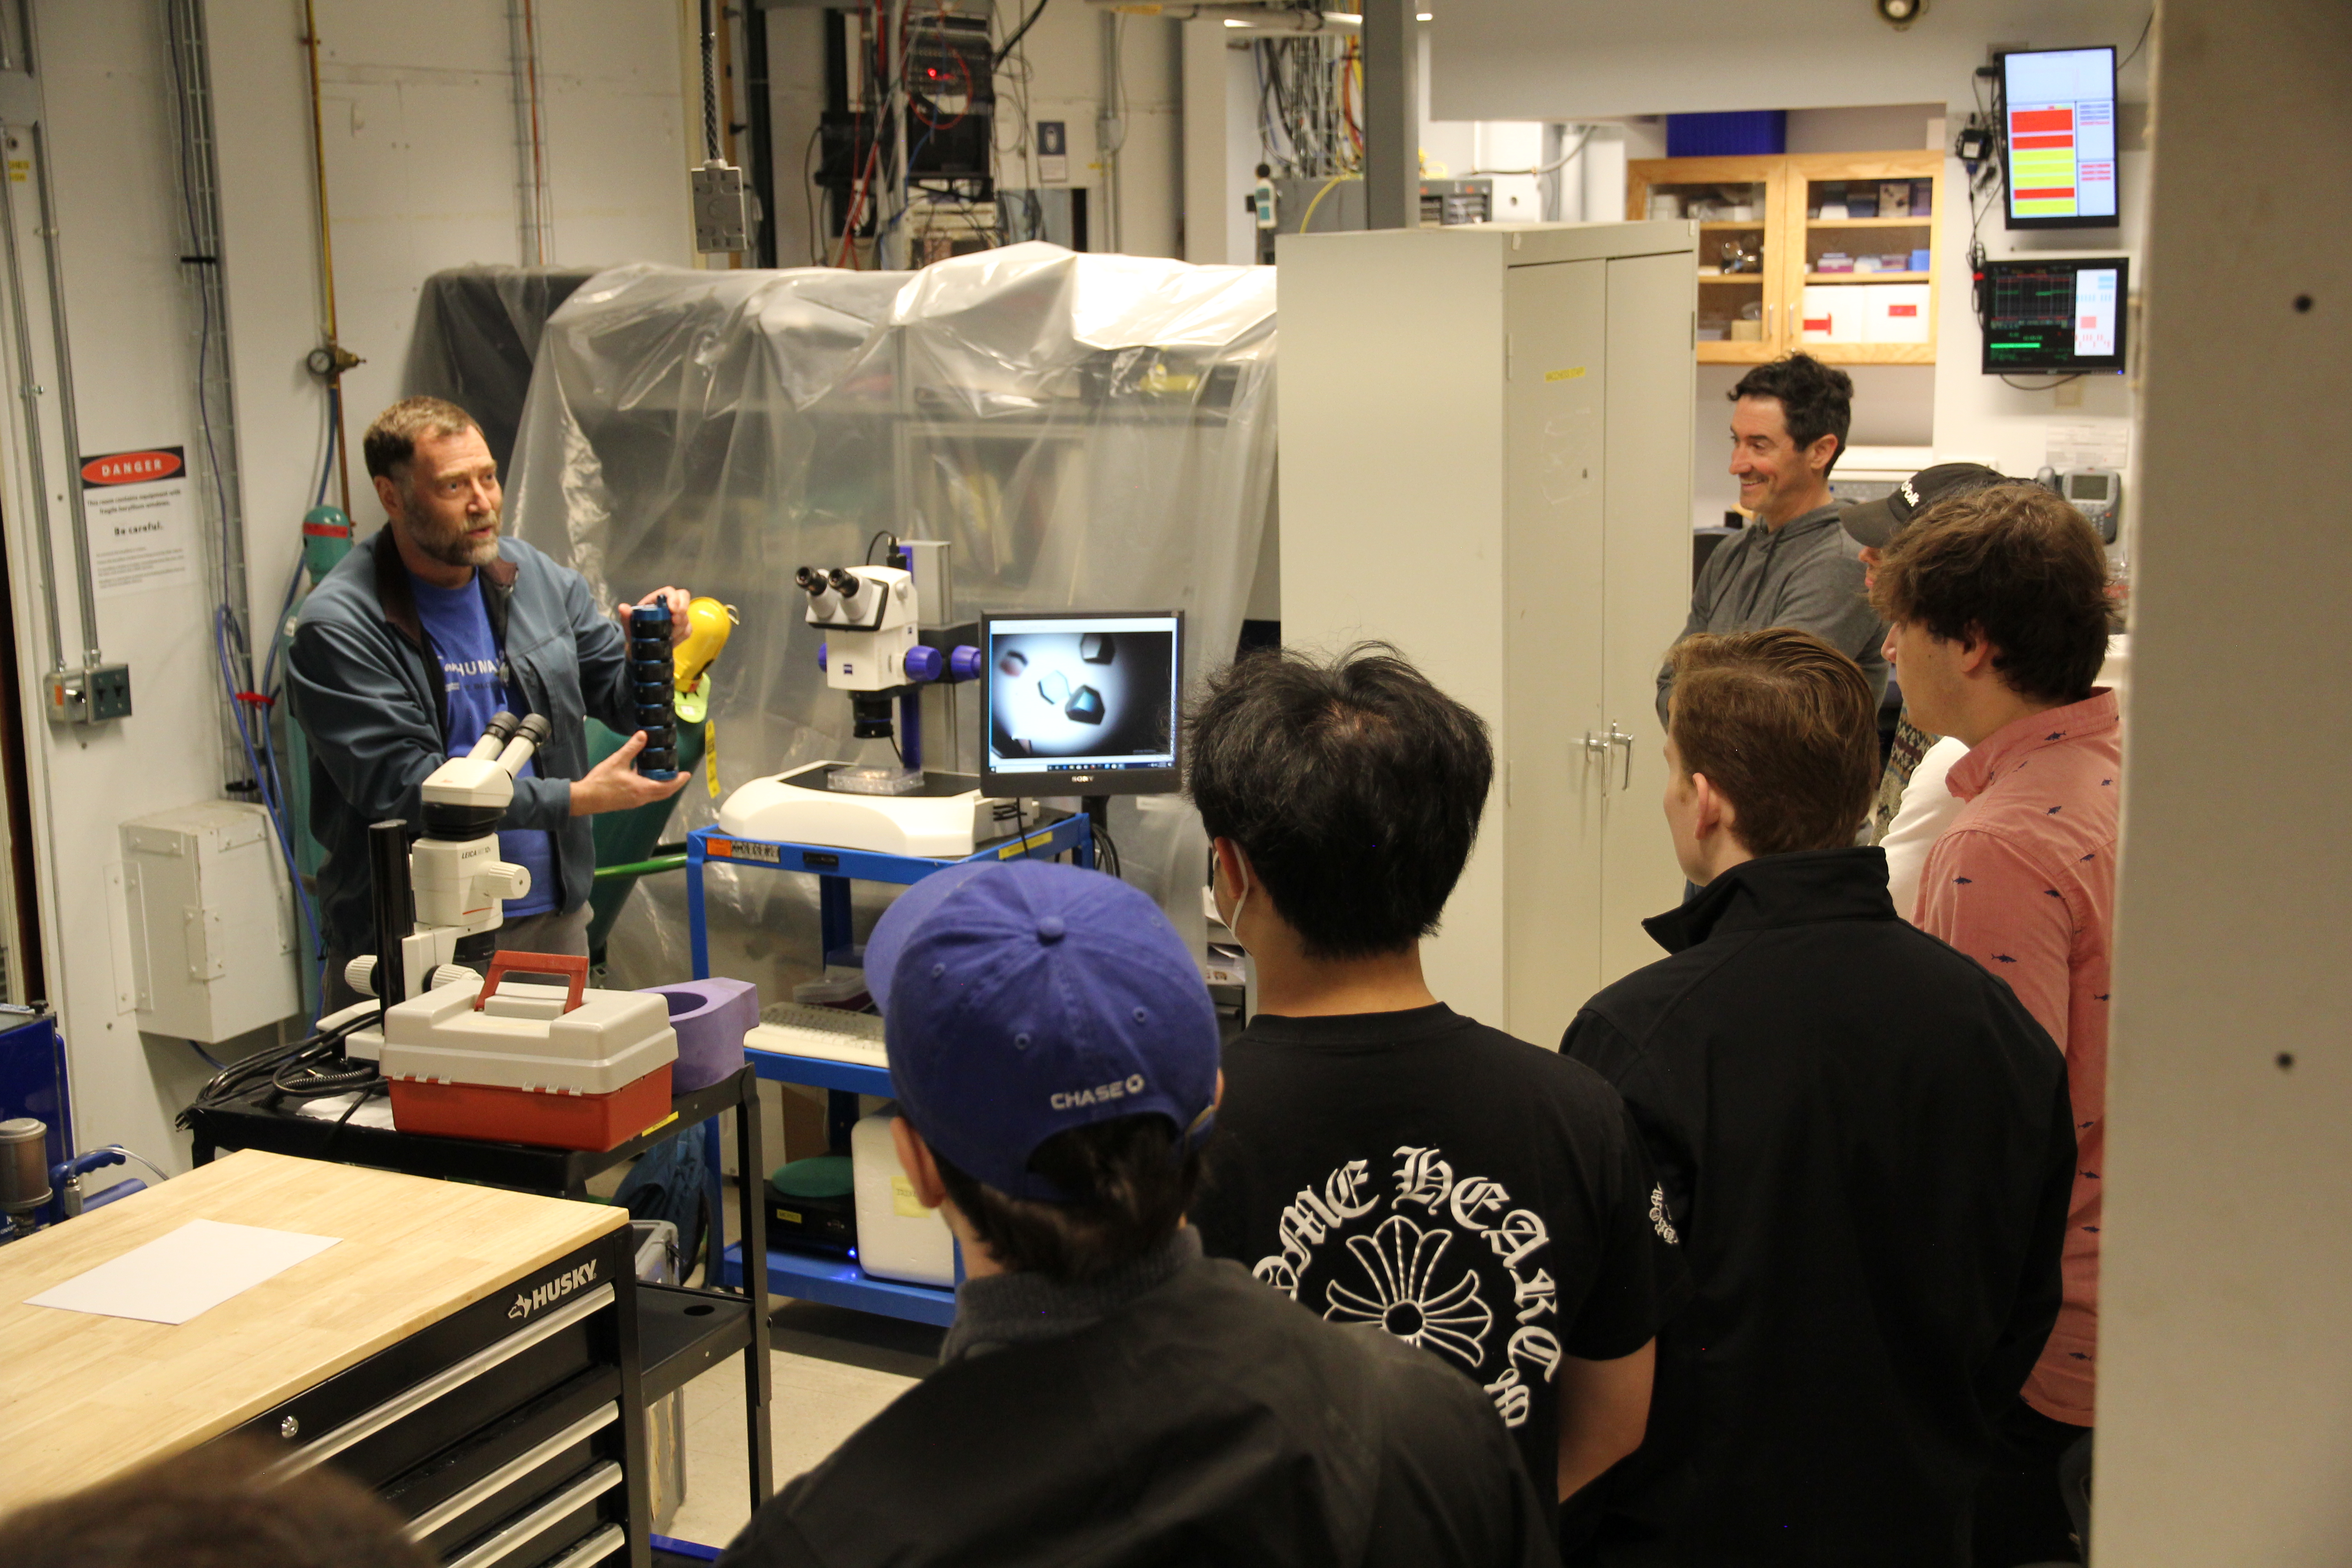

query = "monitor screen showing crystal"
[980, 611, 1183, 797]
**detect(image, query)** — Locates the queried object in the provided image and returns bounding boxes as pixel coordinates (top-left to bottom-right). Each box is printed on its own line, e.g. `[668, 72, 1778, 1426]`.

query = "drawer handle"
[446, 1462, 624, 1568]
[405, 1405, 619, 1541]
[267, 1284, 615, 1480]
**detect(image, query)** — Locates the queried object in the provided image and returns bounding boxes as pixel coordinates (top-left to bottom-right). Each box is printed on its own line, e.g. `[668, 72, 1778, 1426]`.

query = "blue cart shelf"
[687, 815, 1093, 1325]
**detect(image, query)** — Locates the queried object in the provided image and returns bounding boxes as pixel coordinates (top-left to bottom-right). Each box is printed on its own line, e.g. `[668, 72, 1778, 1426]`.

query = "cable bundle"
[178, 1009, 381, 1129]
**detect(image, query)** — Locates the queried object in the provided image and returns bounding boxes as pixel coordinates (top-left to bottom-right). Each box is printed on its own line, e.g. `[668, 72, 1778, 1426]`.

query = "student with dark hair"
[720, 857, 1556, 1568]
[1870, 485, 2121, 1566]
[1656, 352, 1886, 723]
[1186, 644, 1681, 1535]
[1563, 628, 2075, 1568]
[9, 1438, 431, 1568]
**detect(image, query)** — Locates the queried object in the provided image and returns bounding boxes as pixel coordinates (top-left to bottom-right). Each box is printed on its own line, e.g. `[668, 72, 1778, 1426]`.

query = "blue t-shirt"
[410, 573, 557, 918]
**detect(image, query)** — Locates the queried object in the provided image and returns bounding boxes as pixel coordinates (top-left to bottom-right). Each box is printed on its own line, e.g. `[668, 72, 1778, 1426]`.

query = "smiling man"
[289, 397, 692, 1003]
[1654, 353, 1885, 725]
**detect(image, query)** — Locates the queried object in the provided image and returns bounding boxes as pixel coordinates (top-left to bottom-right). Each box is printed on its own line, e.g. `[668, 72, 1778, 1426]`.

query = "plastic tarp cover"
[406, 265, 604, 476]
[506, 244, 1276, 1000]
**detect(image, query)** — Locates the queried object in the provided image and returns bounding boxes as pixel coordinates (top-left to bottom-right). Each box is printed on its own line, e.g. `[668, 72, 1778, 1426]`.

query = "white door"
[1501, 258, 1609, 1044]
[1599, 250, 1698, 984]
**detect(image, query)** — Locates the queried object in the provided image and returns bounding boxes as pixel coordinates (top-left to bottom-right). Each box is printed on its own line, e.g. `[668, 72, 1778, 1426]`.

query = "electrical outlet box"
[44, 662, 132, 725]
[691, 160, 753, 254]
[119, 802, 298, 1042]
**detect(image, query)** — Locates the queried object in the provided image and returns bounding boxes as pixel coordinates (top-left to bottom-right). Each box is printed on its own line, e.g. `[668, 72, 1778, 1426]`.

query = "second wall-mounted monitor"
[1980, 257, 2129, 374]
[980, 611, 1183, 797]
[2002, 46, 2121, 229]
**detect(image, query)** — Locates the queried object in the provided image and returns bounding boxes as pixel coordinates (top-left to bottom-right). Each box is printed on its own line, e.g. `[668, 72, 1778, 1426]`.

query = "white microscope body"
[719, 557, 1000, 855]
[338, 711, 552, 1058]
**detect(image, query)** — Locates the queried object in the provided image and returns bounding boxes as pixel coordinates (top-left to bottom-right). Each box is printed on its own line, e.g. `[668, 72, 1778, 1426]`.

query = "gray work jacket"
[286, 526, 634, 960]
[1655, 502, 1888, 725]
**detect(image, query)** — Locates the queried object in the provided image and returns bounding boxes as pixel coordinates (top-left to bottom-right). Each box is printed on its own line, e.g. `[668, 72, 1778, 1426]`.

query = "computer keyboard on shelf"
[748, 1001, 889, 1068]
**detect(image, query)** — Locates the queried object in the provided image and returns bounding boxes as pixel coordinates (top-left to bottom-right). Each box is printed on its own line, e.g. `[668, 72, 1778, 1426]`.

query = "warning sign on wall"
[81, 445, 196, 598]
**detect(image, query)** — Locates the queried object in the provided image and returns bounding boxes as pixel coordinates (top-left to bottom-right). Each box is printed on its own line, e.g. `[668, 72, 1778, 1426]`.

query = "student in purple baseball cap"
[717, 858, 1557, 1568]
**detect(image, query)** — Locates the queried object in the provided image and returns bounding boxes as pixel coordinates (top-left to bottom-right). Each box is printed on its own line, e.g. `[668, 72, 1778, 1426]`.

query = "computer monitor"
[1979, 257, 2129, 374]
[979, 610, 1184, 796]
[2000, 46, 2120, 230]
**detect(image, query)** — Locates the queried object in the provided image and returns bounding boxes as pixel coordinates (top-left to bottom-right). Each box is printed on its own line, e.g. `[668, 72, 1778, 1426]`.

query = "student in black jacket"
[1563, 629, 2076, 1568]
[720, 858, 1556, 1568]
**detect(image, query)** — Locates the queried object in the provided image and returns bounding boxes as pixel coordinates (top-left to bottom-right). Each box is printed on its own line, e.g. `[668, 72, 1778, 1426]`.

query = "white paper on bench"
[24, 1217, 342, 1325]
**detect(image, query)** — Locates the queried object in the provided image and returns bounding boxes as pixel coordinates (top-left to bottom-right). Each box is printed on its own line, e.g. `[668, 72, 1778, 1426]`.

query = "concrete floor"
[650, 1161, 946, 1553]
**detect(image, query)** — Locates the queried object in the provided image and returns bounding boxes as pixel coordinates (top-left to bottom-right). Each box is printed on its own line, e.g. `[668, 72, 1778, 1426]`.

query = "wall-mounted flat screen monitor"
[1980, 257, 2129, 374]
[2002, 46, 2120, 229]
[979, 610, 1183, 797]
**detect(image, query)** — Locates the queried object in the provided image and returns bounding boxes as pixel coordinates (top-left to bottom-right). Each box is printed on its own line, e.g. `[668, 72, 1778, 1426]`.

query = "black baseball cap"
[1839, 462, 2007, 548]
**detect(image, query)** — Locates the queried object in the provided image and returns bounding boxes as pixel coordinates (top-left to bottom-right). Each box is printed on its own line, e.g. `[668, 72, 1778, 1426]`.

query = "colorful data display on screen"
[2003, 47, 2119, 228]
[1980, 259, 2128, 374]
[984, 614, 1180, 779]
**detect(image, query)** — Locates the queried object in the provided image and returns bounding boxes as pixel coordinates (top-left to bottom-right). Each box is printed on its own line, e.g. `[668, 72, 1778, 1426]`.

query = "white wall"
[4, 0, 263, 1166]
[304, 0, 694, 431]
[4, 0, 695, 1172]
[2096, 1, 2352, 1557]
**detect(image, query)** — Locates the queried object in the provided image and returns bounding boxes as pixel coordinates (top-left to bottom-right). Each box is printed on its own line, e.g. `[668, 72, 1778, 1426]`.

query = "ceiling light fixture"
[1874, 0, 1924, 28]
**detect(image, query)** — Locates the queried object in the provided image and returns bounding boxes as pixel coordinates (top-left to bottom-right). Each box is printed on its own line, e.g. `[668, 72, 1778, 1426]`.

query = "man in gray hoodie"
[1655, 354, 1886, 725]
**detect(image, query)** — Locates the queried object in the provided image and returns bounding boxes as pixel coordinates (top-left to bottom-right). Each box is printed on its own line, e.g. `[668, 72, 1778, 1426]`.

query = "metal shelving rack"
[686, 814, 1092, 1326]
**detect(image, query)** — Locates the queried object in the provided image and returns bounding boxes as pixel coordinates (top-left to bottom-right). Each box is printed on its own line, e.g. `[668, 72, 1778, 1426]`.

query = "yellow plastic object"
[673, 598, 736, 694]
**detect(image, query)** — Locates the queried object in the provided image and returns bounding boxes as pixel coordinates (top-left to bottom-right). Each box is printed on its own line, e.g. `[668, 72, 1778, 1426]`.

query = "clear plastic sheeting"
[506, 244, 1277, 999]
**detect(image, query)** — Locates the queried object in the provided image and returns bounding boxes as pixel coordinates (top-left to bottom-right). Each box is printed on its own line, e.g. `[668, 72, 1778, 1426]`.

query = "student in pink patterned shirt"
[1869, 483, 2118, 1567]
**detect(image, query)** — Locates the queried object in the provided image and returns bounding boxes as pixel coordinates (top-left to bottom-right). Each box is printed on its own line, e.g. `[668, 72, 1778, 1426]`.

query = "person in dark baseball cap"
[1849, 463, 2011, 856]
[718, 858, 1557, 1568]
[1839, 461, 2007, 551]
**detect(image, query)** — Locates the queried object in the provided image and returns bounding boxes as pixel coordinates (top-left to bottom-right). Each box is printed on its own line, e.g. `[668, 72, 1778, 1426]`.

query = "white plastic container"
[851, 1111, 958, 1288]
[381, 978, 676, 1094]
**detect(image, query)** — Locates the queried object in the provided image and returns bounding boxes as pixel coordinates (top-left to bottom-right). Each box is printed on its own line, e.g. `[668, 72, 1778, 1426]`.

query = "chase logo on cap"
[1052, 1073, 1147, 1111]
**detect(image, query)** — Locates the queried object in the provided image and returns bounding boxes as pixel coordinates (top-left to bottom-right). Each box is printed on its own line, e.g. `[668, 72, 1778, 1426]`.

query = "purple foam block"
[640, 977, 760, 1092]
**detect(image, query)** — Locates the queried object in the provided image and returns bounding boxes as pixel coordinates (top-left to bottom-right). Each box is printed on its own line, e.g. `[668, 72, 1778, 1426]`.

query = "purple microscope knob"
[904, 645, 943, 682]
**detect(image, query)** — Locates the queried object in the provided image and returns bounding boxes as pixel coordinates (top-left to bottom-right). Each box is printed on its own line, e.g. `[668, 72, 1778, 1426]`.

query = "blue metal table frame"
[686, 815, 1092, 1326]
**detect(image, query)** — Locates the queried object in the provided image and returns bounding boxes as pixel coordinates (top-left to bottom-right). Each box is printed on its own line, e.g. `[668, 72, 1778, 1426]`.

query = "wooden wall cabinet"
[1630, 150, 1945, 365]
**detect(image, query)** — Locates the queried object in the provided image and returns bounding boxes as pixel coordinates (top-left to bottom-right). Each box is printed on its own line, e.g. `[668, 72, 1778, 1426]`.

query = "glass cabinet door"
[1628, 157, 1783, 363]
[1785, 153, 1942, 364]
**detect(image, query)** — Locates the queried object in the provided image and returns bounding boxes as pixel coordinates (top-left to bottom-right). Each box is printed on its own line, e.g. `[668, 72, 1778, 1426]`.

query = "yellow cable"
[1296, 174, 1353, 238]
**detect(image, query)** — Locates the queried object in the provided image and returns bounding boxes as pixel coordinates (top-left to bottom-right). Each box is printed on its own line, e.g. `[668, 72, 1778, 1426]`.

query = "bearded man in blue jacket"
[289, 397, 690, 1004]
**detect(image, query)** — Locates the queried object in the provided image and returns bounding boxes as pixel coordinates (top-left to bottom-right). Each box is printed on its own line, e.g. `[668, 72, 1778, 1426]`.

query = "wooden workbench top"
[0, 1148, 626, 1514]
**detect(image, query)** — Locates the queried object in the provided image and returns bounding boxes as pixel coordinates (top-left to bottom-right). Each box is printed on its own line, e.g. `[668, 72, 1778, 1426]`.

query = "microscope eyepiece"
[794, 566, 829, 597]
[514, 713, 552, 745]
[827, 568, 862, 598]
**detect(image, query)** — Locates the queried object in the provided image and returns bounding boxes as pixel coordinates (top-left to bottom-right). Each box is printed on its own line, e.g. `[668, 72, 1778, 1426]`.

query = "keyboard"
[748, 1001, 889, 1068]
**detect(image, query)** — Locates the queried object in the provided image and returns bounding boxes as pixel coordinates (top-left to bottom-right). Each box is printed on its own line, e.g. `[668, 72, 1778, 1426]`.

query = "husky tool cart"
[0, 1151, 656, 1568]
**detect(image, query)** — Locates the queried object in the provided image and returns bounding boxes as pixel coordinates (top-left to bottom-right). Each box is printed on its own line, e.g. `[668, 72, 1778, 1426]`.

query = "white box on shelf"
[852, 1110, 958, 1287]
[1799, 285, 1850, 343]
[1859, 283, 1933, 344]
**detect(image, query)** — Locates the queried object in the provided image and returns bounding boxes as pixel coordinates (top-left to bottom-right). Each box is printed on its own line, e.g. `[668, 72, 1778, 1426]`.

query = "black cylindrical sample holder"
[629, 603, 679, 779]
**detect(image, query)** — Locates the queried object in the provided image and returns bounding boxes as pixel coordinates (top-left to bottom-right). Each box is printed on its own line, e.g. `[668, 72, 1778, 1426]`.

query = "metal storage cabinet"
[1278, 221, 1696, 1044]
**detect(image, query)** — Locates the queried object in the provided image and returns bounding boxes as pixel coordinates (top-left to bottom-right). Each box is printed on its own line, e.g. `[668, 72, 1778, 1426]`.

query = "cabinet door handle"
[1765, 302, 1774, 337]
[1607, 724, 1635, 792]
[1582, 731, 1612, 769]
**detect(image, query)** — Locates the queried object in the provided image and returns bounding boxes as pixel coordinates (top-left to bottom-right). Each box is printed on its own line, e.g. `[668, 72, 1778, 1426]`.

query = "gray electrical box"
[120, 802, 298, 1042]
[691, 159, 754, 254]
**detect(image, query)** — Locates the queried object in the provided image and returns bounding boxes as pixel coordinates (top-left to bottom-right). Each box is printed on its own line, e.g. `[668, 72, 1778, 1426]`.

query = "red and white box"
[381, 953, 678, 1151]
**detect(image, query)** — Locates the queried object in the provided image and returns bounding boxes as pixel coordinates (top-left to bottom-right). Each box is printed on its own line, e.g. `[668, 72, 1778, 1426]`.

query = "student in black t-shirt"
[1186, 643, 1684, 1521]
